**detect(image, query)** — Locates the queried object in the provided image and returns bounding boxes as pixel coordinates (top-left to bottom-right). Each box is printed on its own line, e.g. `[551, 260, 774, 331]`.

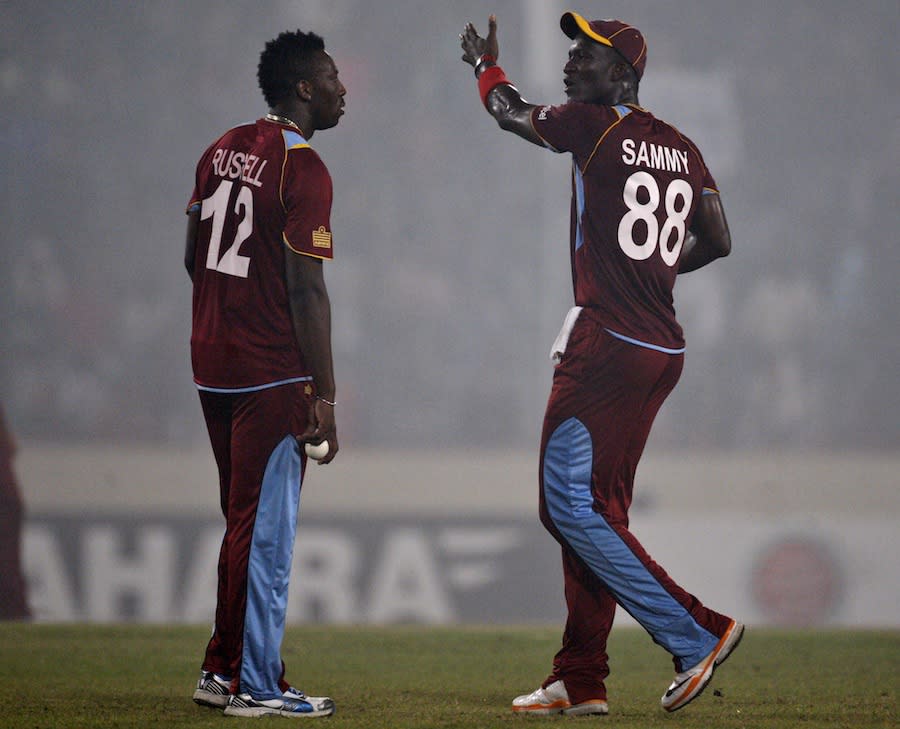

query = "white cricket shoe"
[512, 679, 609, 716]
[223, 686, 335, 718]
[192, 670, 231, 708]
[661, 619, 745, 712]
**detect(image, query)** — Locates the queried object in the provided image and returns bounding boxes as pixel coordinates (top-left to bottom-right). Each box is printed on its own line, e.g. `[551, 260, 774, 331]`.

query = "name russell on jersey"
[621, 138, 690, 174]
[210, 148, 268, 188]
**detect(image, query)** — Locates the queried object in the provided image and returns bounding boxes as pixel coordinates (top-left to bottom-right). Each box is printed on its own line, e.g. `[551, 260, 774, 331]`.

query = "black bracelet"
[474, 54, 496, 78]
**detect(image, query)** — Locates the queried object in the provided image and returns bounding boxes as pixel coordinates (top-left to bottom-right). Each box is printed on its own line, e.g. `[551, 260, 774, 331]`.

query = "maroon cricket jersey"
[532, 102, 718, 350]
[187, 117, 334, 390]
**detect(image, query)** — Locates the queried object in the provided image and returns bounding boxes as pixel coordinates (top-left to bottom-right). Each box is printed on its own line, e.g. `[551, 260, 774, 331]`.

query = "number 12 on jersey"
[201, 179, 254, 278]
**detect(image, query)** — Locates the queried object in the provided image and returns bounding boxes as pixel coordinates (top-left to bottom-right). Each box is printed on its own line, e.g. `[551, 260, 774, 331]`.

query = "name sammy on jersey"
[211, 148, 268, 187]
[621, 138, 689, 174]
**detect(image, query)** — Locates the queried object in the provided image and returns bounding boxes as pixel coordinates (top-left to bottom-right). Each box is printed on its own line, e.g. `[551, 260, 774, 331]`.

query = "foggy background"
[2, 0, 898, 453]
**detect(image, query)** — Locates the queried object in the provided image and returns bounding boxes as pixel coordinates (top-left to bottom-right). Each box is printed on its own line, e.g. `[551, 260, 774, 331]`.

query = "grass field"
[0, 624, 896, 728]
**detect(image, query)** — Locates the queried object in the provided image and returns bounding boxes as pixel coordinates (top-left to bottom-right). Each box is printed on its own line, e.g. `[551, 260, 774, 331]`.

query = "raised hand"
[460, 14, 499, 66]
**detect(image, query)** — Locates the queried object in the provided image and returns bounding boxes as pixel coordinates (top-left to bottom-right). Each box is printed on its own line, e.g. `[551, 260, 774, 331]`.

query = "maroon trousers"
[537, 317, 732, 703]
[198, 382, 310, 692]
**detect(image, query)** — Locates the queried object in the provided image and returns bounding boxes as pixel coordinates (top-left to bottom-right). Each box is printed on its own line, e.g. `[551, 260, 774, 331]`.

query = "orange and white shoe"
[512, 680, 609, 716]
[661, 620, 745, 712]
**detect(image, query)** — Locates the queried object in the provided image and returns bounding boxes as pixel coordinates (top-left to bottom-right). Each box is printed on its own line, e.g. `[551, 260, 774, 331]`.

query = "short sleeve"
[187, 142, 216, 213]
[684, 136, 719, 195]
[701, 163, 718, 195]
[282, 149, 335, 260]
[531, 102, 619, 163]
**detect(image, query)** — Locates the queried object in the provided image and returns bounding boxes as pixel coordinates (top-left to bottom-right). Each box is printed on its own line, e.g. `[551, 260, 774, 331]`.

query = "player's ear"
[296, 79, 313, 102]
[609, 61, 629, 83]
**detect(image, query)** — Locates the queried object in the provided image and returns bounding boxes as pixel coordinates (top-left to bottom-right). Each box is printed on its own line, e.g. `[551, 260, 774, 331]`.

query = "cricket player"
[185, 29, 345, 718]
[460, 12, 742, 715]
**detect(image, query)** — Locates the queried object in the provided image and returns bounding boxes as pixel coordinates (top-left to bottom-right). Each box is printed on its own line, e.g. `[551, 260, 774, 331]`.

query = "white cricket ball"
[304, 441, 330, 460]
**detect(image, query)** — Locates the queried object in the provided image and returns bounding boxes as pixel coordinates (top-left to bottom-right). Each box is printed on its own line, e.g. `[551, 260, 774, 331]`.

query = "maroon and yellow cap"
[560, 11, 647, 80]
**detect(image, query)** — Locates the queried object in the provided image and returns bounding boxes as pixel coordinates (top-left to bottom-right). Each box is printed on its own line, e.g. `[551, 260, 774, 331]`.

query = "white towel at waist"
[549, 306, 583, 363]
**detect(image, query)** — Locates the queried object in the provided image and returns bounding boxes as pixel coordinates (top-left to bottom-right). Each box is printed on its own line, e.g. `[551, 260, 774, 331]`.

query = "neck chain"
[265, 113, 304, 135]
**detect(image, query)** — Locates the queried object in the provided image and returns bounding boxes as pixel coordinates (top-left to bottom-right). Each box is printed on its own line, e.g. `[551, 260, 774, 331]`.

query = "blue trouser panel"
[543, 417, 718, 668]
[240, 435, 303, 699]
